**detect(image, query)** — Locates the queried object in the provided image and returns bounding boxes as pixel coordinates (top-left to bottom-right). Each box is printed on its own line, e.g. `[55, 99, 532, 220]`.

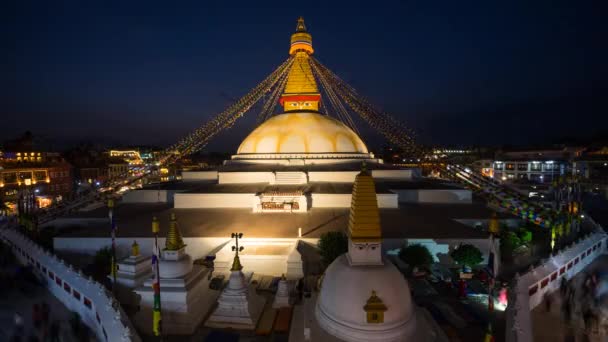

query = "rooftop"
[55, 200, 506, 240]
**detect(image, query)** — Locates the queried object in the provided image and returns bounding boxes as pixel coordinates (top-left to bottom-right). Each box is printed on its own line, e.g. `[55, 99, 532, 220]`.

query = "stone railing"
[505, 230, 607, 342]
[0, 227, 141, 342]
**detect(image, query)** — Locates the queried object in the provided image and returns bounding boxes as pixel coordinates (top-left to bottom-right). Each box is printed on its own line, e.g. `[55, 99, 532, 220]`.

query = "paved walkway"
[532, 255, 608, 342]
[0, 278, 90, 341]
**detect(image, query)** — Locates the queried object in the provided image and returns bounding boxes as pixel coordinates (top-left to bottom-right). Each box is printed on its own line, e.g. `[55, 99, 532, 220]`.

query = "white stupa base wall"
[134, 265, 219, 335]
[214, 239, 304, 280]
[392, 189, 472, 204]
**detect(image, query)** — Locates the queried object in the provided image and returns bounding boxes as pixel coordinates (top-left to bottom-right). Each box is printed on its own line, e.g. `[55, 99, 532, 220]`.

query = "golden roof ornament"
[348, 164, 381, 243]
[488, 212, 500, 235]
[131, 240, 140, 257]
[230, 232, 244, 271]
[364, 290, 387, 323]
[165, 213, 186, 251]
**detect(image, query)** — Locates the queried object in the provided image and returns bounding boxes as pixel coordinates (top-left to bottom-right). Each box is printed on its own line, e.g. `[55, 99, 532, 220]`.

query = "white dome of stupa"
[315, 254, 417, 342]
[236, 112, 368, 155]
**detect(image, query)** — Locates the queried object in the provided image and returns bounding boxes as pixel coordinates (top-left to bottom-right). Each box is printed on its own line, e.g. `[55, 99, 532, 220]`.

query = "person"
[14, 312, 24, 336]
[498, 286, 508, 306]
[49, 320, 60, 342]
[32, 304, 41, 330]
[544, 292, 552, 312]
[41, 302, 49, 326]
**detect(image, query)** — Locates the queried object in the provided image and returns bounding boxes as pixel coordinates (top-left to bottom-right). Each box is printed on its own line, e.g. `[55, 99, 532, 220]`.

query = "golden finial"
[489, 212, 500, 235]
[231, 254, 243, 271]
[296, 17, 307, 32]
[151, 216, 160, 233]
[230, 232, 244, 271]
[165, 213, 186, 251]
[131, 240, 140, 257]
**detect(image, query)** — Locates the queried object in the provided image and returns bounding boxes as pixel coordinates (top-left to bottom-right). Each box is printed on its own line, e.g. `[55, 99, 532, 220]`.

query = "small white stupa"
[134, 214, 218, 335]
[205, 233, 266, 330]
[114, 240, 152, 305]
[273, 275, 291, 309]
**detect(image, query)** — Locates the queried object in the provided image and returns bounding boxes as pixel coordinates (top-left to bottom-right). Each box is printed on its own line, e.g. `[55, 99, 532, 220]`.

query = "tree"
[399, 244, 434, 269]
[318, 231, 348, 268]
[517, 229, 532, 245]
[450, 244, 483, 269]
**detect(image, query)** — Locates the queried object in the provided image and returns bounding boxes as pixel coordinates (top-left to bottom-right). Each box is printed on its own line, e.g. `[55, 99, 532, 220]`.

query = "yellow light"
[24, 179, 32, 186]
[45, 178, 50, 183]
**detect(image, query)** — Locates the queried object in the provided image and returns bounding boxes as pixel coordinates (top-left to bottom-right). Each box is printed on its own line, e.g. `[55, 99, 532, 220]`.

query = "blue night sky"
[2, 1, 607, 151]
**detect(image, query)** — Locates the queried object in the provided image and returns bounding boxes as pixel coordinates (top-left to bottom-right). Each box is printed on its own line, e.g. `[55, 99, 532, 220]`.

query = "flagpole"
[108, 199, 117, 293]
[151, 216, 163, 340]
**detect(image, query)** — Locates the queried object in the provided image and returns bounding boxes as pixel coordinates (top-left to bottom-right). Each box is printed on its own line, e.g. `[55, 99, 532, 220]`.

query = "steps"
[272, 172, 307, 185]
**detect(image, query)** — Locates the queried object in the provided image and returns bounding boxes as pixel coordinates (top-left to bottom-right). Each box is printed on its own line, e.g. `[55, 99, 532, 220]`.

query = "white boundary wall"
[181, 171, 218, 181]
[505, 231, 608, 342]
[0, 228, 141, 342]
[311, 193, 398, 208]
[174, 193, 256, 208]
[392, 189, 472, 204]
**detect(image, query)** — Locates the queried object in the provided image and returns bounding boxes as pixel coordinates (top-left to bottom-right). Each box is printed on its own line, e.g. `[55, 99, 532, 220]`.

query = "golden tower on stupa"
[279, 17, 321, 112]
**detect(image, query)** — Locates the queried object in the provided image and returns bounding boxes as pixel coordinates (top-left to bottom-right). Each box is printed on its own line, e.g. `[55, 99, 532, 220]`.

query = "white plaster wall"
[181, 171, 218, 181]
[1, 229, 141, 342]
[372, 169, 413, 180]
[392, 189, 472, 204]
[54, 237, 230, 262]
[311, 193, 397, 208]
[218, 172, 272, 184]
[506, 232, 607, 342]
[308, 171, 359, 183]
[174, 193, 256, 208]
[123, 190, 168, 203]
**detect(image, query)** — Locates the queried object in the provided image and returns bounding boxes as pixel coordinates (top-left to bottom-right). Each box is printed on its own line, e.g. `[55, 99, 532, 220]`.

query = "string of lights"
[160, 56, 295, 164]
[257, 65, 290, 124]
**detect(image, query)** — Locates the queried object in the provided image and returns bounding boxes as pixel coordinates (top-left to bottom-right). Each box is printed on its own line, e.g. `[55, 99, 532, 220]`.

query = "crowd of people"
[11, 302, 61, 342]
[552, 271, 608, 341]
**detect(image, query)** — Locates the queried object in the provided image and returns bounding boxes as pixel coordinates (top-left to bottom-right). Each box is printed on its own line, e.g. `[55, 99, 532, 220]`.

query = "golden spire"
[348, 165, 381, 243]
[131, 240, 140, 257]
[488, 212, 500, 235]
[280, 17, 321, 112]
[165, 213, 186, 251]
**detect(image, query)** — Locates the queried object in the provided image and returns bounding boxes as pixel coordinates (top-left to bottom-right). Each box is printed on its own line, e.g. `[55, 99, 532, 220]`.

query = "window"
[84, 297, 92, 309]
[48, 271, 54, 280]
[567, 262, 573, 270]
[64, 282, 71, 293]
[36, 261, 40, 269]
[531, 163, 542, 171]
[517, 163, 528, 171]
[574, 257, 579, 264]
[506, 163, 515, 170]
[559, 267, 566, 275]
[73, 290, 81, 301]
[551, 272, 557, 281]
[541, 278, 549, 288]
[529, 284, 539, 296]
[42, 267, 47, 274]
[55, 277, 62, 286]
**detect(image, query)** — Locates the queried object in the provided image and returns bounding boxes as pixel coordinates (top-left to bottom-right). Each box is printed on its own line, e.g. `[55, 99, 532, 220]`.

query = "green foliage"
[93, 246, 113, 275]
[518, 229, 532, 244]
[318, 231, 348, 268]
[450, 244, 483, 268]
[399, 244, 434, 268]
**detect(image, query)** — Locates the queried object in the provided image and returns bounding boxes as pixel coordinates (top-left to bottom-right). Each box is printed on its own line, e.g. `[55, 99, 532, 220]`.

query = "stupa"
[205, 234, 266, 330]
[287, 165, 442, 341]
[134, 214, 219, 335]
[113, 240, 152, 305]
